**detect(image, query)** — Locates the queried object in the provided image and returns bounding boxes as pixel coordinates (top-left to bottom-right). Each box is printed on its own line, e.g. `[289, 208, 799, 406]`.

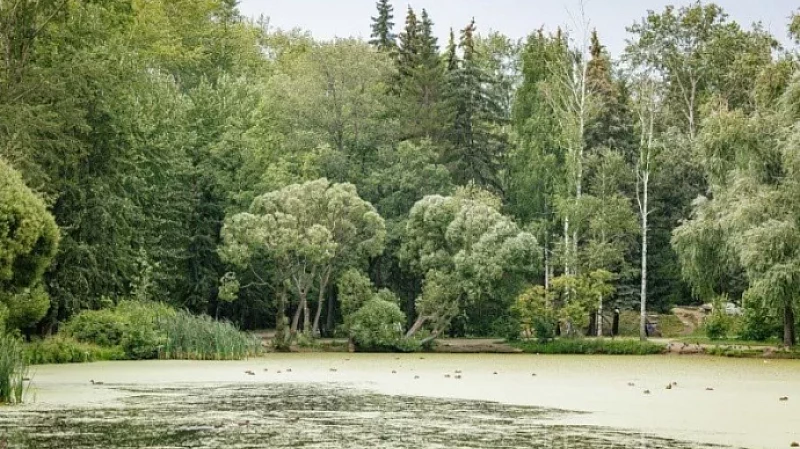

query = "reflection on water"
[0, 383, 730, 449]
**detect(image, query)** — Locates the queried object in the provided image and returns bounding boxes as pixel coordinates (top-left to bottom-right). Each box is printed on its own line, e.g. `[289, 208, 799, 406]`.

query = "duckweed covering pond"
[0, 383, 730, 449]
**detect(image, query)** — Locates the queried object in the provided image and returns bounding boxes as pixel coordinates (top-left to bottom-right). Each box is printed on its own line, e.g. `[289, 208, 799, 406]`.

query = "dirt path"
[671, 307, 705, 335]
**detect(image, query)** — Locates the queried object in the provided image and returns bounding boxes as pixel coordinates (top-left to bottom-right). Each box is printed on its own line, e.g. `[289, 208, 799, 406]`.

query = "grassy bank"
[512, 338, 666, 355]
[24, 301, 262, 365]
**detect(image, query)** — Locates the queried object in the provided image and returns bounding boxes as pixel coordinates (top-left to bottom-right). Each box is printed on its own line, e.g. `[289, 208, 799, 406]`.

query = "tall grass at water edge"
[158, 310, 262, 360]
[0, 333, 27, 404]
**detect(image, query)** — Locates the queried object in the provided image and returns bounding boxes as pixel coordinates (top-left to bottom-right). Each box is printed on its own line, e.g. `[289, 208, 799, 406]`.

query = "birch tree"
[631, 73, 660, 340]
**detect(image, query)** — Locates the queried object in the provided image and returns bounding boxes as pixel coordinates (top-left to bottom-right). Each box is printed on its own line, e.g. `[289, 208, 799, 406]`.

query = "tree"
[369, 0, 396, 52]
[0, 159, 59, 329]
[220, 179, 385, 339]
[673, 76, 800, 346]
[400, 186, 538, 340]
[626, 2, 775, 139]
[444, 19, 508, 191]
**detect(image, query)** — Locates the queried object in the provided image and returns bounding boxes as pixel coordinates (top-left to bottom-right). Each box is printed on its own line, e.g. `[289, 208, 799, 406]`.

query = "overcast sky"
[237, 0, 796, 56]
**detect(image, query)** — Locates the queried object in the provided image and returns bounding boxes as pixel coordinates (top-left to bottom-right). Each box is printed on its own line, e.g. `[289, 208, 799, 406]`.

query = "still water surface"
[2, 354, 798, 448]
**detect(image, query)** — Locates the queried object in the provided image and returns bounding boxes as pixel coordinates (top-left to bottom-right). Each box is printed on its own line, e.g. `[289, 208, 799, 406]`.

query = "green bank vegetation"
[3, 0, 800, 401]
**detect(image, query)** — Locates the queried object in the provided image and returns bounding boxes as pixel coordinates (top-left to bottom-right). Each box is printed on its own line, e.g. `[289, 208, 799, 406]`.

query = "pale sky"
[237, 0, 797, 56]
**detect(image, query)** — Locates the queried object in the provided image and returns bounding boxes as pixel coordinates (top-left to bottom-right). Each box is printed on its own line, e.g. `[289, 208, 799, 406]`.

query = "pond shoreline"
[9, 354, 800, 449]
[271, 336, 800, 359]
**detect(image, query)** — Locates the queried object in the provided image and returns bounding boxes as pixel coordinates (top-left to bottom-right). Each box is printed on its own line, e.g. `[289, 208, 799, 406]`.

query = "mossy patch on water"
[0, 383, 726, 448]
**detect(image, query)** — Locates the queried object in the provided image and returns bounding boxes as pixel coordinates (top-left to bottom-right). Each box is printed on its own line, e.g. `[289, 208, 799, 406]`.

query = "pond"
[1, 354, 798, 448]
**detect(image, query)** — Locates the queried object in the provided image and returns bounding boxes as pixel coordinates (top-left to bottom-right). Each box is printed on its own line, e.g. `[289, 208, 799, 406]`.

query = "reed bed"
[158, 310, 261, 360]
[0, 333, 27, 404]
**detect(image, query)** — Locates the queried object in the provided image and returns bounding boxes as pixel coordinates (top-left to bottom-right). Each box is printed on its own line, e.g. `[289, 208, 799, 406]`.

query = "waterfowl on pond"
[779, 396, 789, 401]
[666, 384, 672, 390]
[286, 368, 292, 373]
[492, 371, 498, 375]
[455, 374, 462, 379]
[245, 370, 255, 375]
[444, 374, 451, 378]
[627, 382, 635, 387]
[643, 390, 651, 395]
[790, 442, 798, 447]
[414, 375, 419, 379]
[90, 380, 104, 385]
[391, 370, 397, 374]
[454, 370, 462, 374]
[705, 387, 714, 391]
[329, 368, 338, 372]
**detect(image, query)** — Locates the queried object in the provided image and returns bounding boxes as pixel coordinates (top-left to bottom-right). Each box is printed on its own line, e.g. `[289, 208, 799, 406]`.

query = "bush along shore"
[24, 301, 262, 366]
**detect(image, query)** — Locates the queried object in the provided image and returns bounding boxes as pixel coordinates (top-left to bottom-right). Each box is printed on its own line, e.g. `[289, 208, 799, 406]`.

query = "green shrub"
[513, 338, 665, 355]
[65, 309, 128, 347]
[24, 337, 125, 364]
[704, 298, 734, 340]
[60, 301, 257, 361]
[350, 298, 409, 351]
[0, 333, 27, 404]
[739, 302, 779, 341]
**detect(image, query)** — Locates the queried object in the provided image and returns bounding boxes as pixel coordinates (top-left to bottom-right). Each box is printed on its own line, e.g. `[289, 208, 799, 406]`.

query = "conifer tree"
[369, 0, 396, 52]
[444, 19, 507, 191]
[395, 8, 448, 141]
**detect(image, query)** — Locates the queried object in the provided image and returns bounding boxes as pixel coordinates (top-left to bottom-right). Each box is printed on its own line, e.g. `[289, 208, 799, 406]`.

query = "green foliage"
[0, 334, 27, 404]
[60, 301, 257, 360]
[738, 296, 780, 341]
[65, 309, 127, 347]
[24, 337, 126, 365]
[514, 338, 665, 355]
[0, 159, 59, 331]
[513, 286, 558, 342]
[704, 297, 735, 340]
[350, 297, 409, 351]
[160, 310, 262, 360]
[3, 284, 50, 330]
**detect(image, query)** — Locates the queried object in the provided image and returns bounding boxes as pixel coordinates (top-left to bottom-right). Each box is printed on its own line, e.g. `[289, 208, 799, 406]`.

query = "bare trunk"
[597, 293, 603, 337]
[405, 315, 428, 338]
[275, 289, 288, 345]
[312, 270, 332, 337]
[544, 244, 550, 290]
[290, 297, 303, 335]
[639, 177, 648, 341]
[783, 303, 796, 347]
[303, 297, 311, 336]
[563, 218, 570, 275]
[312, 292, 325, 337]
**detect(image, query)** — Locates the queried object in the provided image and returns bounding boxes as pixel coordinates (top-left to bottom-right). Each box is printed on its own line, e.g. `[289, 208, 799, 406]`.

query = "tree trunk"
[275, 289, 288, 344]
[640, 176, 649, 341]
[291, 294, 304, 335]
[405, 315, 428, 338]
[326, 290, 336, 337]
[303, 297, 311, 336]
[312, 270, 331, 337]
[783, 303, 796, 347]
[597, 294, 603, 337]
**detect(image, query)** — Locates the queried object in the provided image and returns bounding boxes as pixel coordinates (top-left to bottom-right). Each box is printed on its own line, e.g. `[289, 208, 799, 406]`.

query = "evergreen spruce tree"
[585, 30, 635, 155]
[395, 8, 448, 141]
[369, 0, 396, 52]
[444, 19, 507, 191]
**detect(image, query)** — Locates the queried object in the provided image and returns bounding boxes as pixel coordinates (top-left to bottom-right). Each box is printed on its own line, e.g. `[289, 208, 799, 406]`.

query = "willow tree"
[220, 179, 385, 340]
[673, 81, 800, 346]
[400, 186, 539, 340]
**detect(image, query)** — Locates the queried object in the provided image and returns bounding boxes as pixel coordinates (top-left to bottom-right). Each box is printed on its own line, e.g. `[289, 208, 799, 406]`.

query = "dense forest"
[3, 0, 800, 349]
